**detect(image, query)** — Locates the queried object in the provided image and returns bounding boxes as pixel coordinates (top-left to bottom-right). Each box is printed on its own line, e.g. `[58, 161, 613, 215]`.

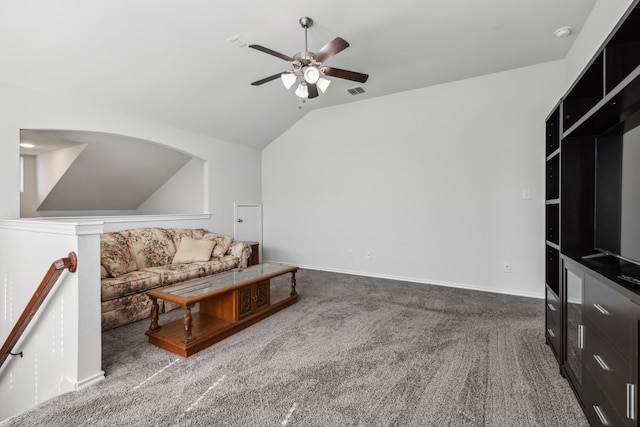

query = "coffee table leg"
[183, 304, 195, 343]
[290, 271, 298, 296]
[149, 297, 160, 331]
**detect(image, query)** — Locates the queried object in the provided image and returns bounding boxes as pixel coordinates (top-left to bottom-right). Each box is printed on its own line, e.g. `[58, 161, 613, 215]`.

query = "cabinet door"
[237, 282, 270, 319]
[255, 281, 269, 311]
[564, 261, 585, 388]
[583, 319, 634, 426]
[583, 274, 640, 425]
[238, 285, 254, 319]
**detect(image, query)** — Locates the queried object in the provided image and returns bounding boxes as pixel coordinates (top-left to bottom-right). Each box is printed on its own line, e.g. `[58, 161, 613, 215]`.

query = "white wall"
[263, 61, 566, 298]
[0, 81, 262, 236]
[36, 144, 86, 208]
[20, 156, 38, 217]
[136, 158, 206, 215]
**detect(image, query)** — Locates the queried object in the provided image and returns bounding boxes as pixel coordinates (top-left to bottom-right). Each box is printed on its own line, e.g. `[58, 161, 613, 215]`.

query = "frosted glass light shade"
[281, 73, 297, 89]
[317, 78, 331, 93]
[295, 82, 309, 98]
[303, 66, 320, 84]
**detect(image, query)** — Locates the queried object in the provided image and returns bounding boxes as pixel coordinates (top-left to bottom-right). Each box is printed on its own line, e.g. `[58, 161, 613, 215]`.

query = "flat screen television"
[594, 108, 640, 266]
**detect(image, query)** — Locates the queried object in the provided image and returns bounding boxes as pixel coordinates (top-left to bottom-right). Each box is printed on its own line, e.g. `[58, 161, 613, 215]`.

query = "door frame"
[233, 202, 262, 262]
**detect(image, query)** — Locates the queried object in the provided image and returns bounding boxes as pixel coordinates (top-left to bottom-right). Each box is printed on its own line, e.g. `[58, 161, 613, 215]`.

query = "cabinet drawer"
[545, 287, 561, 354]
[546, 286, 560, 315]
[545, 317, 560, 355]
[584, 371, 631, 427]
[584, 274, 635, 361]
[546, 287, 561, 329]
[585, 320, 633, 423]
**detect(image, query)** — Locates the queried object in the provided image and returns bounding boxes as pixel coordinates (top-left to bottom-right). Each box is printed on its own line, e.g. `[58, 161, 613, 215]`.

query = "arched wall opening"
[19, 129, 207, 218]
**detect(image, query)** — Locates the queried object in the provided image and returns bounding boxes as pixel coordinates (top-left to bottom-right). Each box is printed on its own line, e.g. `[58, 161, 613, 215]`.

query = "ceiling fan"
[249, 16, 369, 99]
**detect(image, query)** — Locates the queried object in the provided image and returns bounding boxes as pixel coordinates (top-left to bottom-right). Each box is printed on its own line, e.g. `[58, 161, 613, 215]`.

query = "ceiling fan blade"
[313, 37, 349, 63]
[248, 44, 294, 62]
[322, 67, 369, 83]
[307, 83, 319, 99]
[251, 72, 285, 86]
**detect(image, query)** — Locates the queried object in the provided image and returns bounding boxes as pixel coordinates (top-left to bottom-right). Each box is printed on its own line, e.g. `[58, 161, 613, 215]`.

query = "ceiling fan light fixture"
[295, 82, 309, 99]
[317, 77, 331, 93]
[281, 72, 297, 89]
[303, 66, 320, 84]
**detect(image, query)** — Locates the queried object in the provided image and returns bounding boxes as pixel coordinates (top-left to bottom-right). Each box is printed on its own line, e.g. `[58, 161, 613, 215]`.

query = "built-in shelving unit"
[545, 104, 562, 364]
[545, 1, 640, 425]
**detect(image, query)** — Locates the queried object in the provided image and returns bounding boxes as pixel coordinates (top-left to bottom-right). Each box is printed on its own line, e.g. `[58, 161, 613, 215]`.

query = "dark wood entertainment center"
[545, 1, 640, 425]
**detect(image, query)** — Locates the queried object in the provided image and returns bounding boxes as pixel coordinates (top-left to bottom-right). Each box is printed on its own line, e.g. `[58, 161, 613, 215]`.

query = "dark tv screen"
[594, 110, 640, 266]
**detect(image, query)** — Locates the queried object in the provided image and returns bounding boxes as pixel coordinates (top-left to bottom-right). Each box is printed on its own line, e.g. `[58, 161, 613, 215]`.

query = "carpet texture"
[1, 269, 587, 426]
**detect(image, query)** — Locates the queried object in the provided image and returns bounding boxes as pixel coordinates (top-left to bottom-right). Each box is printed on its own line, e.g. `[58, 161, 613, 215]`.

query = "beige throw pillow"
[172, 237, 216, 264]
[203, 233, 233, 257]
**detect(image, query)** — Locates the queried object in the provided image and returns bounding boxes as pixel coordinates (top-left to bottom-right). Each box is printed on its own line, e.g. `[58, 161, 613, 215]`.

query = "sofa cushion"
[101, 270, 163, 301]
[101, 232, 137, 278]
[204, 233, 233, 257]
[191, 254, 240, 276]
[121, 228, 176, 269]
[143, 263, 207, 284]
[172, 237, 215, 264]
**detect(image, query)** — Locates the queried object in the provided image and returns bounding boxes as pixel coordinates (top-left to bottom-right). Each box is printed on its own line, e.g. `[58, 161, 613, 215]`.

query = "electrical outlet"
[365, 250, 372, 260]
[347, 249, 354, 259]
[503, 263, 511, 273]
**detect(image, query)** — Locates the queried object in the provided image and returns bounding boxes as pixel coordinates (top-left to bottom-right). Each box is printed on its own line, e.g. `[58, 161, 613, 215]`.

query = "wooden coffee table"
[145, 263, 298, 357]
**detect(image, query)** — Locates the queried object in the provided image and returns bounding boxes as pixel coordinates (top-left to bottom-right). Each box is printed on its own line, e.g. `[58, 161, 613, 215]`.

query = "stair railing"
[0, 252, 78, 369]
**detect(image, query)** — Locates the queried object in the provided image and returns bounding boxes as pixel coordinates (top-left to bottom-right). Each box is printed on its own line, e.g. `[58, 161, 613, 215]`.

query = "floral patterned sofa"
[100, 227, 251, 331]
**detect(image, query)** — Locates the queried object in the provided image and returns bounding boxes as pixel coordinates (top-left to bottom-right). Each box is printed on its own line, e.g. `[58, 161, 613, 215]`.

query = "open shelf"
[560, 136, 595, 257]
[546, 106, 560, 156]
[546, 204, 559, 245]
[563, 53, 604, 132]
[605, 3, 640, 93]
[546, 155, 559, 200]
[546, 245, 560, 296]
[565, 67, 640, 138]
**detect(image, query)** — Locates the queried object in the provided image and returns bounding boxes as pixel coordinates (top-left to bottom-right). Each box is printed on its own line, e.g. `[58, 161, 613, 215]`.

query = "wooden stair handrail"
[0, 252, 78, 369]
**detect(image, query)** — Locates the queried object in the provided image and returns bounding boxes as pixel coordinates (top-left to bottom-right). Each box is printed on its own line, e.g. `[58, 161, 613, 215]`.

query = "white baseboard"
[264, 260, 544, 300]
[76, 371, 105, 391]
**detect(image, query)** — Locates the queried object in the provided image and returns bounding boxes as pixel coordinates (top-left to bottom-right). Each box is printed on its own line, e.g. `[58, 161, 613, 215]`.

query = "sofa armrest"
[229, 241, 251, 268]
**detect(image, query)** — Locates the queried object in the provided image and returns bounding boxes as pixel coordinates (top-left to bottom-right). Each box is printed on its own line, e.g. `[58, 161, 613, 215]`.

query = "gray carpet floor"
[2, 269, 588, 426]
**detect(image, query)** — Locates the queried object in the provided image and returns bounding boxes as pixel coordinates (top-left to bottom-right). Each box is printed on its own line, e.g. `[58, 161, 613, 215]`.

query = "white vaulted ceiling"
[2, 0, 596, 149]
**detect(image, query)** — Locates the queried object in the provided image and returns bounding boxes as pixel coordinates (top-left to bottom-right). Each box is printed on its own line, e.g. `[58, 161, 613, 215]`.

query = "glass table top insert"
[158, 263, 294, 299]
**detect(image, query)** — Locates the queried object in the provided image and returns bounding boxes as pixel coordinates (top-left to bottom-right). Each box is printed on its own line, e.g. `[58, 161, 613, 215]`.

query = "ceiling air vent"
[346, 86, 367, 96]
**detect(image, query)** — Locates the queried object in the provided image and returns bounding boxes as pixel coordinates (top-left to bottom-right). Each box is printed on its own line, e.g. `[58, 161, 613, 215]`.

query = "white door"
[234, 203, 262, 249]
